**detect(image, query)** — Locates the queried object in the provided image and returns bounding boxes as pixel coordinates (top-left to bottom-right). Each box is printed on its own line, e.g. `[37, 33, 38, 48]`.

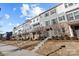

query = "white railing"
[31, 37, 51, 52]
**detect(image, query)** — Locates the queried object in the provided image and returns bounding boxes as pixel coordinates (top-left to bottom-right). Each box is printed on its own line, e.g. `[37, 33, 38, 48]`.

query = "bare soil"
[1, 39, 79, 56]
[36, 40, 79, 56]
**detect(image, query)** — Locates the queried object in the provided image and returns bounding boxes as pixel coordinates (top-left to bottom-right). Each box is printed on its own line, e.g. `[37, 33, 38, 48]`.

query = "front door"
[73, 26, 79, 37]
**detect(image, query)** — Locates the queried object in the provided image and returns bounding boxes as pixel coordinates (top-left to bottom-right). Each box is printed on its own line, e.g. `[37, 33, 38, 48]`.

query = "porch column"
[69, 25, 74, 37]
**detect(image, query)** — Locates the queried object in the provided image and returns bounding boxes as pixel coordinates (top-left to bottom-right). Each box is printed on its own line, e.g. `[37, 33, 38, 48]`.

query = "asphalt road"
[0, 43, 40, 56]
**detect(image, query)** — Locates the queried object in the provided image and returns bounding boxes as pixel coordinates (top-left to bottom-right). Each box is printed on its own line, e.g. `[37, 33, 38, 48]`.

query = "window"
[66, 13, 74, 21]
[58, 16, 65, 21]
[37, 18, 38, 21]
[33, 23, 40, 27]
[14, 27, 16, 29]
[51, 18, 58, 24]
[74, 11, 79, 19]
[68, 3, 73, 6]
[50, 9, 56, 15]
[30, 26, 32, 29]
[40, 15, 42, 18]
[64, 3, 73, 8]
[64, 3, 68, 8]
[75, 3, 78, 4]
[62, 28, 65, 32]
[45, 12, 49, 17]
[45, 21, 50, 26]
[33, 20, 35, 22]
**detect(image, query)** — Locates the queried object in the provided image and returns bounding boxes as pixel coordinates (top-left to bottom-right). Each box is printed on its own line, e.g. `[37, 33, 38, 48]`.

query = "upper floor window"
[45, 21, 50, 26]
[74, 11, 79, 19]
[64, 3, 68, 8]
[66, 13, 74, 21]
[29, 26, 32, 29]
[33, 19, 35, 22]
[45, 12, 49, 17]
[75, 3, 78, 4]
[33, 23, 40, 27]
[51, 18, 58, 24]
[40, 15, 42, 18]
[64, 3, 73, 8]
[14, 27, 16, 29]
[58, 15, 65, 21]
[68, 3, 73, 6]
[37, 18, 38, 21]
[50, 9, 56, 15]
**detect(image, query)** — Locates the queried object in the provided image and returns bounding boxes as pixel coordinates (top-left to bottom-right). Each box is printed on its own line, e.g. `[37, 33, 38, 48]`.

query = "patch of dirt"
[36, 40, 79, 56]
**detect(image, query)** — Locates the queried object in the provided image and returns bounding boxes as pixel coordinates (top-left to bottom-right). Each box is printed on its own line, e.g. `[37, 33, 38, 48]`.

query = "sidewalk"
[0, 43, 41, 56]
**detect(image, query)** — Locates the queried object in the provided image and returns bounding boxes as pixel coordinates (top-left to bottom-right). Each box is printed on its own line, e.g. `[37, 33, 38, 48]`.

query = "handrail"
[46, 45, 66, 56]
[31, 37, 51, 52]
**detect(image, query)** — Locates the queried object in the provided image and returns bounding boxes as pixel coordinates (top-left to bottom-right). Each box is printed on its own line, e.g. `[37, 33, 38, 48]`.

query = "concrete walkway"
[0, 43, 41, 56]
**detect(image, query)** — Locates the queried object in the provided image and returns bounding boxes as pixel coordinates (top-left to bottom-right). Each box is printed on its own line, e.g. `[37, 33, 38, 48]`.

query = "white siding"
[56, 4, 65, 14]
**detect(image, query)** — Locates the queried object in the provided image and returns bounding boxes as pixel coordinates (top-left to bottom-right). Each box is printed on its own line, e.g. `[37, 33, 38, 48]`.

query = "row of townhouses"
[12, 3, 79, 40]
